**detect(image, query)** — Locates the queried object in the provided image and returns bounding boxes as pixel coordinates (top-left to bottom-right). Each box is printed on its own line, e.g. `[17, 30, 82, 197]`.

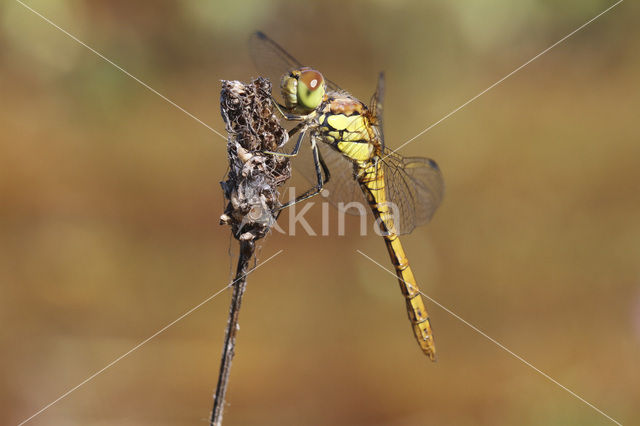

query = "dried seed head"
[219, 78, 291, 241]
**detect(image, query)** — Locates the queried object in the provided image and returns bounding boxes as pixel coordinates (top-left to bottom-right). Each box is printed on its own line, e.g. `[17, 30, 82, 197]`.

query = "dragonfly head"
[281, 67, 325, 112]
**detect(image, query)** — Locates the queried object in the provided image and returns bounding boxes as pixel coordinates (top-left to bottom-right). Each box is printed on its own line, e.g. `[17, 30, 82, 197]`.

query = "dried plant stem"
[211, 78, 290, 426]
[210, 239, 253, 426]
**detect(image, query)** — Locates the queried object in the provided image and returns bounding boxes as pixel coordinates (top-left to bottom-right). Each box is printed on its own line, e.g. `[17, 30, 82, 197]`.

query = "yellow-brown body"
[250, 31, 441, 360]
[315, 94, 437, 360]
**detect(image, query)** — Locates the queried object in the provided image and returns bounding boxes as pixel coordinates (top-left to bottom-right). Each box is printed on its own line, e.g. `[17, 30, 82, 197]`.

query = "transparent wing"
[369, 72, 385, 149]
[318, 143, 368, 214]
[380, 150, 444, 235]
[249, 31, 302, 92]
[294, 137, 367, 216]
[249, 31, 342, 96]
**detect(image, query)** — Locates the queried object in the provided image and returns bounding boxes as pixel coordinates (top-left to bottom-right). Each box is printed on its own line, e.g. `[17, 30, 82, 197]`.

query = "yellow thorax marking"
[327, 114, 367, 133]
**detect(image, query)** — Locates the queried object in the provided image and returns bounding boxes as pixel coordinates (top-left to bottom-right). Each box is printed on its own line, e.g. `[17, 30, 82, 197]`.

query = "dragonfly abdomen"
[359, 164, 437, 361]
[382, 233, 437, 361]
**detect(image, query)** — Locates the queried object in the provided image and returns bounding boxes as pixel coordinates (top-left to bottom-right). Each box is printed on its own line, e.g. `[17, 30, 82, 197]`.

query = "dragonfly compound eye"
[281, 73, 298, 109]
[297, 69, 325, 110]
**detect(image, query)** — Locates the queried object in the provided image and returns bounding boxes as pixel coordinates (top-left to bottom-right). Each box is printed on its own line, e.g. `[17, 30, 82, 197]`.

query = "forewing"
[249, 32, 342, 96]
[249, 31, 302, 93]
[369, 72, 386, 149]
[381, 151, 444, 235]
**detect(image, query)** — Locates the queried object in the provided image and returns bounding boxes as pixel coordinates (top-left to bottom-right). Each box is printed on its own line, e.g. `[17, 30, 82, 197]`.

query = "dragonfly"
[249, 31, 444, 361]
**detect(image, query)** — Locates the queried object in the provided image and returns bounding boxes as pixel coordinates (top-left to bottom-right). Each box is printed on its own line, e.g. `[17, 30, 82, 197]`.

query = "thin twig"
[211, 78, 290, 426]
[210, 239, 253, 426]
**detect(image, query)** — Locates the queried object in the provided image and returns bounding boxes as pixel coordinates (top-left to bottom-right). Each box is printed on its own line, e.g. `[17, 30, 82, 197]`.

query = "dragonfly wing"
[294, 137, 367, 216]
[380, 150, 444, 235]
[369, 72, 385, 149]
[249, 31, 302, 92]
[318, 142, 368, 214]
[249, 32, 342, 96]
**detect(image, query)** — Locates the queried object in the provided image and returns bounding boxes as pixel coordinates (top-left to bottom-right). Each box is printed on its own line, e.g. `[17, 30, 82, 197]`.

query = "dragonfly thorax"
[281, 67, 326, 112]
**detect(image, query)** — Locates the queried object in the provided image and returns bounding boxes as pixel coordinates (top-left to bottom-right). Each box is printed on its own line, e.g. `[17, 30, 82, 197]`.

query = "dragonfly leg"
[279, 138, 326, 209]
[318, 148, 331, 185]
[287, 121, 305, 138]
[263, 124, 307, 157]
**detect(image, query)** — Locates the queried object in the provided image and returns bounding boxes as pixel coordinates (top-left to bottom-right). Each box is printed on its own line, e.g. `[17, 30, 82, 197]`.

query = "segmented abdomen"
[358, 162, 437, 361]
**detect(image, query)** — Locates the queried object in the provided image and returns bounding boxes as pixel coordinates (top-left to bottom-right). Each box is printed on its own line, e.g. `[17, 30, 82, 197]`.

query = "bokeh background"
[1, 1, 639, 425]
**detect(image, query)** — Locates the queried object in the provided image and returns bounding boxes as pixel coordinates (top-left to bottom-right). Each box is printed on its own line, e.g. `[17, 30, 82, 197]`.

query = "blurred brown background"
[1, 1, 639, 425]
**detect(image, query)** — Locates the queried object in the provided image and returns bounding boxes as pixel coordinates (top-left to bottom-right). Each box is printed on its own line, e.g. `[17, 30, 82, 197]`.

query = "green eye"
[297, 69, 325, 110]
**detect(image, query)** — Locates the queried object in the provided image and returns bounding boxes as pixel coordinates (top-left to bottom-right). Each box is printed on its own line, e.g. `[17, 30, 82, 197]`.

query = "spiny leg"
[280, 138, 326, 209]
[263, 123, 307, 157]
[318, 148, 331, 186]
